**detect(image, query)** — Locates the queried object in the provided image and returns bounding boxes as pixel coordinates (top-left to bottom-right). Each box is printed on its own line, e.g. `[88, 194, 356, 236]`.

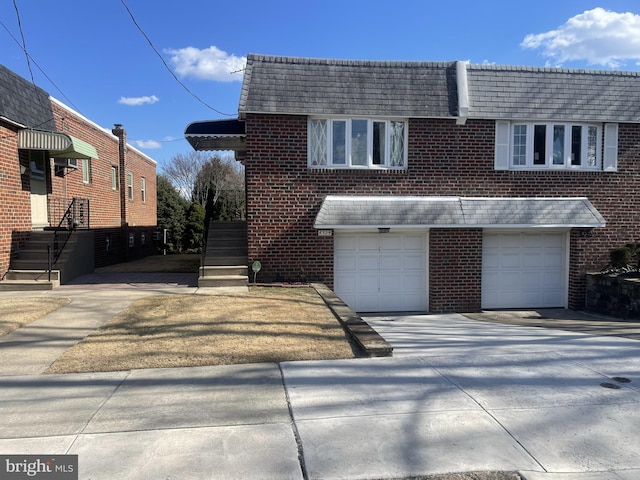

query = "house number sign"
[318, 230, 333, 237]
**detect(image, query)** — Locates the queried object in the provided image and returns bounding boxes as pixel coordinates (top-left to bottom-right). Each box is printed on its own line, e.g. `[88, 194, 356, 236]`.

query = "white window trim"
[81, 158, 91, 184]
[495, 121, 617, 172]
[111, 165, 119, 190]
[308, 117, 408, 170]
[127, 172, 134, 201]
[140, 177, 146, 203]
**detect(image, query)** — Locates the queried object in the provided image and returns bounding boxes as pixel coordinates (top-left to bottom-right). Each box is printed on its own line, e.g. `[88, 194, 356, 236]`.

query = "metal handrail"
[46, 197, 89, 282]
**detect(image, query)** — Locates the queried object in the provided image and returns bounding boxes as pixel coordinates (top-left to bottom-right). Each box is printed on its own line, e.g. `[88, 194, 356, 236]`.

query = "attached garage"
[334, 232, 427, 312]
[482, 231, 568, 309]
[314, 195, 606, 313]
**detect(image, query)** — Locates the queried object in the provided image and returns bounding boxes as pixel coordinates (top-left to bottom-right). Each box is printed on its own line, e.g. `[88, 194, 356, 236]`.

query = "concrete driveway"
[282, 313, 640, 479]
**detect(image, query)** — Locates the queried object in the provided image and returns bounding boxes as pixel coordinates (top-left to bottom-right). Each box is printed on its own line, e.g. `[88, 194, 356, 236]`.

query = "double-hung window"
[495, 121, 618, 171]
[309, 118, 407, 169]
[127, 172, 134, 201]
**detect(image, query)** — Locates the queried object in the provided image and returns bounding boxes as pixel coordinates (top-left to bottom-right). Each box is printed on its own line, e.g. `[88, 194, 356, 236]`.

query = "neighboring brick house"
[186, 54, 640, 313]
[0, 63, 157, 283]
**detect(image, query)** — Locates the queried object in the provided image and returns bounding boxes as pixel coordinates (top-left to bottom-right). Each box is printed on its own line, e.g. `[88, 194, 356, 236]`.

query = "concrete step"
[12, 250, 72, 263]
[0, 279, 55, 291]
[206, 237, 248, 247]
[198, 275, 249, 288]
[205, 247, 248, 258]
[200, 265, 248, 277]
[203, 256, 248, 266]
[4, 269, 60, 284]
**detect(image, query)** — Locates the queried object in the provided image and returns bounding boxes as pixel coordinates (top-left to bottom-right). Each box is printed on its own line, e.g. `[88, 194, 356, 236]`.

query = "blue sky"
[2, 1, 640, 169]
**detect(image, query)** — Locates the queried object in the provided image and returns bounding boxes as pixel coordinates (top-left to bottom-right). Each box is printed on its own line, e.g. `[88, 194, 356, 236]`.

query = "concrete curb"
[311, 283, 393, 357]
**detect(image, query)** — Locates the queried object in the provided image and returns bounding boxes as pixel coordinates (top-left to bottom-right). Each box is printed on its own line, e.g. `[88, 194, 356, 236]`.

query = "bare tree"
[161, 151, 208, 200]
[163, 151, 245, 218]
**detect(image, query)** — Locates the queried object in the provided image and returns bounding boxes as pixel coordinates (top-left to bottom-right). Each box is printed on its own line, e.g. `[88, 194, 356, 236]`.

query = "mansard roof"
[239, 54, 640, 123]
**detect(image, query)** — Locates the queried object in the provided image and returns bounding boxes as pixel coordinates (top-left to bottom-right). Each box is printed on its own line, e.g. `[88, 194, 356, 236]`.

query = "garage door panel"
[483, 232, 567, 309]
[358, 255, 380, 271]
[522, 253, 542, 267]
[335, 233, 427, 312]
[543, 271, 564, 288]
[380, 274, 405, 292]
[380, 254, 403, 270]
[358, 236, 379, 250]
[522, 271, 542, 289]
[500, 252, 522, 268]
[381, 236, 403, 249]
[403, 235, 426, 249]
[544, 252, 564, 267]
[403, 254, 426, 270]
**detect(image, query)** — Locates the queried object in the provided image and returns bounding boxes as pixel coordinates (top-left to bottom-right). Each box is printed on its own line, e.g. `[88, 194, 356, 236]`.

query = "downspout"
[456, 61, 469, 126]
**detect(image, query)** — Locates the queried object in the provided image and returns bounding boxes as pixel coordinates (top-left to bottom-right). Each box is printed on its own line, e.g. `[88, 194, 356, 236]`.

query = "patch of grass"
[46, 287, 357, 374]
[0, 298, 72, 336]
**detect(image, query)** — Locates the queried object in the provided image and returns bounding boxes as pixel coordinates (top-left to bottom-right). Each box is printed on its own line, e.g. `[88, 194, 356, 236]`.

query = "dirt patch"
[46, 287, 358, 374]
[0, 297, 72, 336]
[95, 254, 200, 273]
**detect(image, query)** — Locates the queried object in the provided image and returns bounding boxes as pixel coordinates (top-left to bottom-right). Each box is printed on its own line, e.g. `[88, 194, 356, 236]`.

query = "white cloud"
[118, 95, 159, 106]
[522, 7, 640, 68]
[134, 139, 162, 149]
[164, 45, 246, 82]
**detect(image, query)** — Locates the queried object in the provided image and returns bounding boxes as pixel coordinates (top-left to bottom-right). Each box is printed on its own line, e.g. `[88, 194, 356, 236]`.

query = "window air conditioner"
[53, 158, 78, 169]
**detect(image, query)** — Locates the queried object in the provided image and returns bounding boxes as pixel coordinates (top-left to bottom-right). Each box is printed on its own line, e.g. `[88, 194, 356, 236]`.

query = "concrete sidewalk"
[1, 278, 640, 479]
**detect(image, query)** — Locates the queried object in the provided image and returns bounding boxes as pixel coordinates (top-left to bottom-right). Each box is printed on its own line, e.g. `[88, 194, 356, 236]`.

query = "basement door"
[334, 232, 428, 312]
[482, 231, 568, 309]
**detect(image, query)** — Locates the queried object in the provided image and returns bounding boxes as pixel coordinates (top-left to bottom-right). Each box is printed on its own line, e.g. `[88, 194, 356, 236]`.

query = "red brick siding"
[50, 103, 157, 229]
[429, 229, 483, 313]
[0, 122, 31, 274]
[0, 100, 157, 275]
[244, 114, 640, 311]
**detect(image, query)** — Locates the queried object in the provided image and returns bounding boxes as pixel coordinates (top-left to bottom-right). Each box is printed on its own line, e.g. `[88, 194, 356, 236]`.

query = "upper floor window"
[495, 121, 618, 171]
[140, 177, 146, 203]
[127, 172, 134, 201]
[81, 158, 91, 184]
[111, 166, 119, 190]
[309, 118, 407, 169]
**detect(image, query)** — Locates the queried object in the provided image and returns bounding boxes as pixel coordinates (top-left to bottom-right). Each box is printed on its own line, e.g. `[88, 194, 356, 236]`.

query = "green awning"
[18, 129, 99, 159]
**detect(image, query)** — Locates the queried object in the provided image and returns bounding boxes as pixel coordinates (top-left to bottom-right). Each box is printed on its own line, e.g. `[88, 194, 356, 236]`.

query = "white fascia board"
[315, 222, 605, 229]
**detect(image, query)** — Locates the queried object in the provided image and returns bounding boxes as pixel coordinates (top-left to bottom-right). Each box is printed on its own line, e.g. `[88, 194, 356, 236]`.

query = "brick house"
[0, 64, 157, 285]
[186, 54, 640, 313]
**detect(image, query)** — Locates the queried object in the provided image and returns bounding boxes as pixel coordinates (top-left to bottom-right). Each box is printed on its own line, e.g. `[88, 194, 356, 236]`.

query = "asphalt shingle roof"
[240, 54, 457, 117]
[0, 64, 55, 130]
[239, 54, 640, 123]
[466, 65, 640, 122]
[314, 196, 605, 228]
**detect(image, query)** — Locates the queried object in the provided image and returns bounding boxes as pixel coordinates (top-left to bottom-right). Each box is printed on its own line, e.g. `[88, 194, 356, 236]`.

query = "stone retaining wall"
[586, 273, 640, 320]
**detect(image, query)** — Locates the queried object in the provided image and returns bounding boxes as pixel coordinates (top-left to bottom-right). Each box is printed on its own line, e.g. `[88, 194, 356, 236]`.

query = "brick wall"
[244, 114, 640, 311]
[0, 100, 157, 276]
[0, 122, 31, 274]
[429, 229, 483, 312]
[49, 102, 157, 267]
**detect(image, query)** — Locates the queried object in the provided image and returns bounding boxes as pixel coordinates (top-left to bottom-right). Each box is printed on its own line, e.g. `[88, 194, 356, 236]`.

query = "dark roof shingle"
[0, 64, 55, 129]
[240, 54, 458, 117]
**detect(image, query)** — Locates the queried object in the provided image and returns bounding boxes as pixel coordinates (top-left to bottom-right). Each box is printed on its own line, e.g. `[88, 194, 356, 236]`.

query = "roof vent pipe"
[456, 61, 469, 125]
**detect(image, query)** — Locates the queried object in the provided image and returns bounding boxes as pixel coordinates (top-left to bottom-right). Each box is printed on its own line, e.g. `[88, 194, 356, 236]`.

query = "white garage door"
[482, 231, 568, 309]
[334, 232, 427, 312]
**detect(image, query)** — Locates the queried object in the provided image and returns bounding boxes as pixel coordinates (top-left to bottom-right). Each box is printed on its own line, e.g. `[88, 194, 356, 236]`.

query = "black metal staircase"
[1, 198, 89, 291]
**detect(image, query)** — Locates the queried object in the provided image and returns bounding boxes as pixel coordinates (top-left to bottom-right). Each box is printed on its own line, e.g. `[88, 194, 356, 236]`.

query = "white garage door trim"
[334, 230, 428, 313]
[482, 229, 569, 309]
